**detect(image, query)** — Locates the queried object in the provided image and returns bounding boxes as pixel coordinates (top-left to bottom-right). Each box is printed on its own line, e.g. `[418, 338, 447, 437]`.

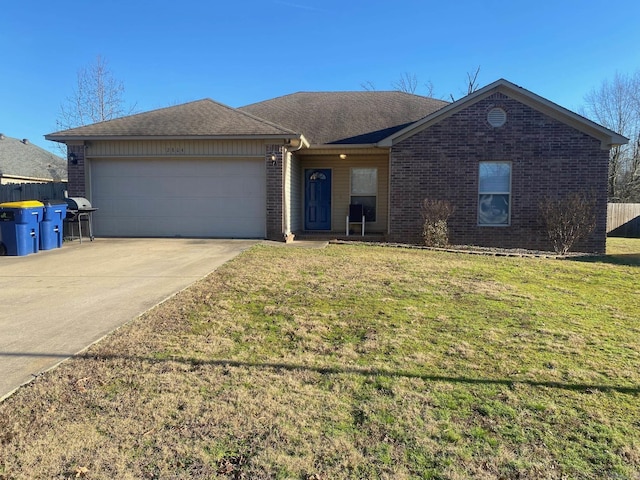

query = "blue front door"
[305, 169, 331, 230]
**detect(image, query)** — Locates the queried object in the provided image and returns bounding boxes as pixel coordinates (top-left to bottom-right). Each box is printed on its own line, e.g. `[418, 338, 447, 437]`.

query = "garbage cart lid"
[0, 200, 45, 208]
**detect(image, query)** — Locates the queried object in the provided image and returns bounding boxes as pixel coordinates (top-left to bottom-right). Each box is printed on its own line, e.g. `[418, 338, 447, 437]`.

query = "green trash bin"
[0, 200, 44, 256]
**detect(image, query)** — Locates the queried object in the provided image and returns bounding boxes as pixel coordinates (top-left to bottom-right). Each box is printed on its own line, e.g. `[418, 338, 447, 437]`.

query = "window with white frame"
[478, 161, 511, 226]
[350, 167, 377, 222]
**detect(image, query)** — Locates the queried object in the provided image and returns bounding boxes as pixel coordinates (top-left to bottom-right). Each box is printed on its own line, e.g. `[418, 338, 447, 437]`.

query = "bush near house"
[421, 198, 456, 247]
[539, 192, 597, 254]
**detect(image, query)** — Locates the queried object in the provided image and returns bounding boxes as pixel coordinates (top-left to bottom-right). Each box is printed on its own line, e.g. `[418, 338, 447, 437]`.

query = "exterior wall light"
[69, 152, 78, 165]
[339, 154, 347, 160]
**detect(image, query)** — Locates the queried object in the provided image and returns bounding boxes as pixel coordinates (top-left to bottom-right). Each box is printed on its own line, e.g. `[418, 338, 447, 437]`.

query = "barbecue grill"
[64, 197, 97, 243]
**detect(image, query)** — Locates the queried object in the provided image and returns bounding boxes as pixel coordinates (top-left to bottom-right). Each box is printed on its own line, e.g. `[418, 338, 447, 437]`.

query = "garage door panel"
[91, 158, 266, 237]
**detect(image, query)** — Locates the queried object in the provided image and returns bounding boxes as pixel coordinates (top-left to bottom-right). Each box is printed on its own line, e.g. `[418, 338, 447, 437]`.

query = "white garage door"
[90, 157, 266, 237]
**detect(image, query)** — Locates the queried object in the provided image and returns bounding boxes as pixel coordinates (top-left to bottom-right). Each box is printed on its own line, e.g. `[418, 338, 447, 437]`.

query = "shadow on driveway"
[0, 238, 256, 400]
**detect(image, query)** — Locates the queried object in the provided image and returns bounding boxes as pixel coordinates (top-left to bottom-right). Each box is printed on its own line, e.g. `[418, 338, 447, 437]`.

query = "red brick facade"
[388, 93, 609, 253]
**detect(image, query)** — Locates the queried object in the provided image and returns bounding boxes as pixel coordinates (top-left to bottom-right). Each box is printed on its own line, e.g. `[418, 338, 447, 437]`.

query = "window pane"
[351, 168, 377, 195]
[478, 194, 509, 225]
[351, 196, 376, 222]
[479, 162, 510, 193]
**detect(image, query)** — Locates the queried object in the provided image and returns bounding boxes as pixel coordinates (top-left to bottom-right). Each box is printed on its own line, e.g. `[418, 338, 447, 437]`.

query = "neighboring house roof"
[0, 134, 67, 182]
[240, 91, 449, 145]
[45, 99, 299, 141]
[379, 78, 629, 148]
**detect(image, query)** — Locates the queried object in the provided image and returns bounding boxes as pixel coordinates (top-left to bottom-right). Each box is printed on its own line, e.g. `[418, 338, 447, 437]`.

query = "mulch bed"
[329, 240, 599, 260]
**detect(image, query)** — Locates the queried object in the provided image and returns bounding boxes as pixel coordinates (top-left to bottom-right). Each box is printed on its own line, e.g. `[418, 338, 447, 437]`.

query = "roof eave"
[44, 134, 302, 143]
[1, 173, 67, 182]
[307, 143, 382, 150]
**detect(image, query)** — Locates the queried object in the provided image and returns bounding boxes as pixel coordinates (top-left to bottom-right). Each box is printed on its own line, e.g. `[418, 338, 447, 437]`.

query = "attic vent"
[487, 108, 506, 127]
[0, 133, 5, 140]
[22, 138, 29, 145]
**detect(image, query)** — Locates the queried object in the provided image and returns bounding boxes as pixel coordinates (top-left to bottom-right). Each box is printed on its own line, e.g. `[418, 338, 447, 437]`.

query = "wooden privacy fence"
[607, 203, 640, 237]
[0, 182, 68, 204]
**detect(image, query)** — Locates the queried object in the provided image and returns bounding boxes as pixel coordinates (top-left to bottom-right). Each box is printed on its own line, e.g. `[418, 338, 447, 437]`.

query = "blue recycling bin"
[40, 202, 67, 250]
[0, 201, 44, 256]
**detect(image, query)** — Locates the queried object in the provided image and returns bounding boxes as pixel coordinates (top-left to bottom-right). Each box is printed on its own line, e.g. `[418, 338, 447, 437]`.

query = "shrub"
[421, 199, 456, 247]
[538, 192, 597, 254]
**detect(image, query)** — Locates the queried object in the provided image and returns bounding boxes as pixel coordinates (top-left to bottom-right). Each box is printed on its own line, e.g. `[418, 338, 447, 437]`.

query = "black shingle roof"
[46, 99, 298, 139]
[45, 92, 449, 146]
[240, 91, 449, 145]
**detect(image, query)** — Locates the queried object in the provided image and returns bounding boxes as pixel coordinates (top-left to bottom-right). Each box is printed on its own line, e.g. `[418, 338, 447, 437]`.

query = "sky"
[2, 0, 640, 154]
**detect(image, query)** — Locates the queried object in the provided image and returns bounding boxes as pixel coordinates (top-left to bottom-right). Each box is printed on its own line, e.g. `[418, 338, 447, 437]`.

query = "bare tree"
[466, 66, 481, 94]
[392, 74, 436, 97]
[449, 65, 481, 101]
[423, 80, 436, 98]
[581, 71, 640, 202]
[56, 55, 135, 131]
[392, 72, 419, 94]
[360, 81, 377, 91]
[361, 67, 478, 100]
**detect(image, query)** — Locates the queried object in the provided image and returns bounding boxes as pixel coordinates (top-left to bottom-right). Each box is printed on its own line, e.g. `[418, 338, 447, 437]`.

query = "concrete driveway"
[0, 238, 257, 400]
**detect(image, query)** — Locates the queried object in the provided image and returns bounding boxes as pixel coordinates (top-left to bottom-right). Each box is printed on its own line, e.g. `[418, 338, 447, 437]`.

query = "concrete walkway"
[0, 238, 257, 400]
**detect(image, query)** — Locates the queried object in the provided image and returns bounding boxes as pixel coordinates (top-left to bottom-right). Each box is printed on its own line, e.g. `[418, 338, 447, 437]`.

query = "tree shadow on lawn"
[4, 352, 637, 396]
[568, 253, 640, 266]
[66, 353, 639, 395]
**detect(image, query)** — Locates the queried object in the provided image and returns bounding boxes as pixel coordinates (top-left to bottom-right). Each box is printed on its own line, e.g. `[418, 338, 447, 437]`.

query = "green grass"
[1, 239, 639, 479]
[606, 237, 640, 265]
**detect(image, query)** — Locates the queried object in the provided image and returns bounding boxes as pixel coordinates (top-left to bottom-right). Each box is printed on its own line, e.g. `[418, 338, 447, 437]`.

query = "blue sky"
[2, 0, 639, 153]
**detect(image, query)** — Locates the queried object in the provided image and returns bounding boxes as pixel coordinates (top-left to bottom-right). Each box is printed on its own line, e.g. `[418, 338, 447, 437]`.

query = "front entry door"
[305, 169, 331, 230]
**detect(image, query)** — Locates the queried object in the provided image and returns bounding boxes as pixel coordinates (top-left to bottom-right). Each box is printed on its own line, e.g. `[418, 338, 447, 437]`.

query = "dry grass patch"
[1, 242, 639, 479]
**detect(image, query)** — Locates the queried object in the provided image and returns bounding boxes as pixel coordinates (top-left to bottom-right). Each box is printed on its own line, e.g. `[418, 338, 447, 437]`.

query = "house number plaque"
[165, 147, 185, 153]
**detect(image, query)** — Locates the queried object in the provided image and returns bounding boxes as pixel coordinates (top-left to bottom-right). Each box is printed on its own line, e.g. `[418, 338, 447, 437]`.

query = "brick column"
[265, 145, 284, 241]
[66, 143, 86, 197]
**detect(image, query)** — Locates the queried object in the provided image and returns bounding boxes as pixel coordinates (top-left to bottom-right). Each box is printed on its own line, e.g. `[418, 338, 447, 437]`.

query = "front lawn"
[1, 240, 639, 479]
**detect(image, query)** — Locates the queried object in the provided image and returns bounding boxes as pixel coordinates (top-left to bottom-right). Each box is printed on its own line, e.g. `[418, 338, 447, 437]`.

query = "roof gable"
[379, 79, 629, 149]
[45, 99, 299, 141]
[240, 91, 448, 145]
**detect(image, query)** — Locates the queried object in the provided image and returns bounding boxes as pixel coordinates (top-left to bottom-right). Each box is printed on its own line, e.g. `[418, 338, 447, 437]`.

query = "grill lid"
[65, 197, 94, 210]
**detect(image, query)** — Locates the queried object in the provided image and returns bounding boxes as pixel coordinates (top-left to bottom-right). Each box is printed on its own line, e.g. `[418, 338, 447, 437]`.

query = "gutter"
[44, 134, 301, 143]
[306, 143, 380, 150]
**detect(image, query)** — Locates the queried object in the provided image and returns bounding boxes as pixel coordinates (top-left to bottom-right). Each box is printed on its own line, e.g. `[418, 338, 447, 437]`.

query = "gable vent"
[487, 108, 507, 127]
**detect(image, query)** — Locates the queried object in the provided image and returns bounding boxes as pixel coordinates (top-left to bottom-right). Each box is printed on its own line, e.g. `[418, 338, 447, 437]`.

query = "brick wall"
[388, 93, 609, 254]
[266, 145, 284, 240]
[66, 144, 86, 197]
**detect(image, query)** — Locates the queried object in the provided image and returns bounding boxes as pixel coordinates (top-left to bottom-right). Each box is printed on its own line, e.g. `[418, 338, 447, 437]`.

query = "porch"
[285, 148, 390, 238]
